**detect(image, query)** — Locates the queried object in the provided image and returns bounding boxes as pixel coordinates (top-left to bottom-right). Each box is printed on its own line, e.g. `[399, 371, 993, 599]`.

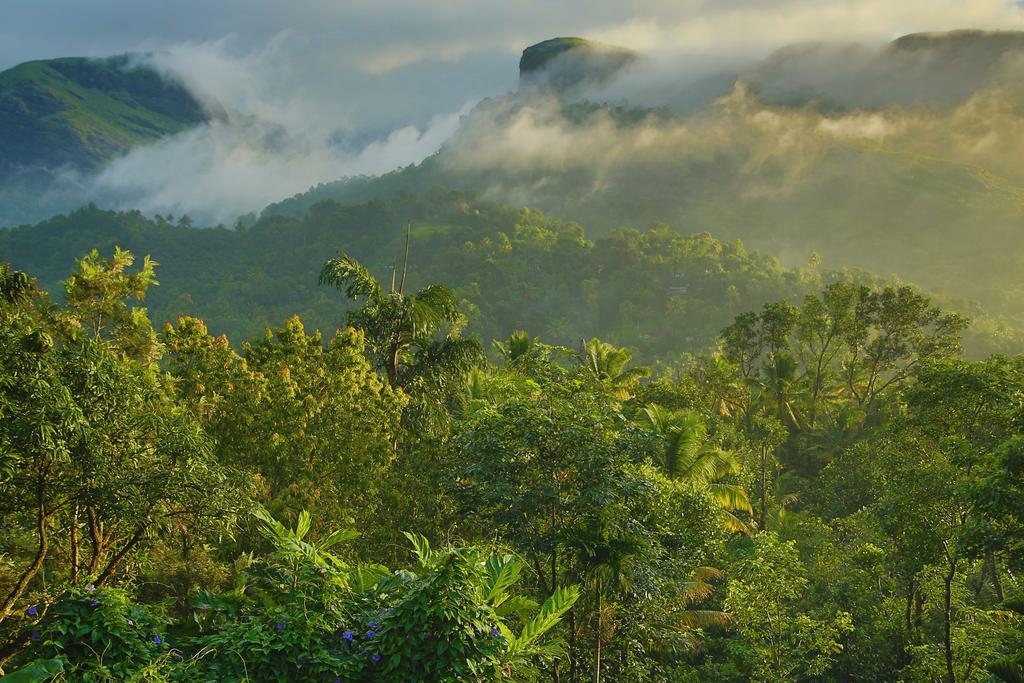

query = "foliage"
[2, 245, 1023, 682]
[723, 533, 853, 682]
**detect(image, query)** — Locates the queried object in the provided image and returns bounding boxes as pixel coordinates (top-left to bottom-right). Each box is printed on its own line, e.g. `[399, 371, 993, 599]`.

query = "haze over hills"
[261, 31, 1024, 333]
[0, 55, 211, 225]
[3, 30, 1024, 357]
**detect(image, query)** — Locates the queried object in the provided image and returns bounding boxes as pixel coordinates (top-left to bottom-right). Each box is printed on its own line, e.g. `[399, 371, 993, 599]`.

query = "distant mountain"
[263, 30, 1024, 329]
[748, 29, 1024, 109]
[0, 55, 209, 183]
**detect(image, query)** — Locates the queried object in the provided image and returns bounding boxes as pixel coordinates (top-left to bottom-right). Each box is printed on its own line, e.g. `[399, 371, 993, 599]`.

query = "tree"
[447, 359, 726, 680]
[0, 252, 243, 629]
[578, 338, 650, 399]
[724, 533, 853, 682]
[164, 316, 404, 542]
[870, 356, 1024, 682]
[641, 403, 751, 533]
[319, 248, 483, 434]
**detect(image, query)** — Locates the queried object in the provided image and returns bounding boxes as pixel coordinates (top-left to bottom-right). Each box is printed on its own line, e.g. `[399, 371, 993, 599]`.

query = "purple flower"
[369, 620, 378, 629]
[30, 631, 40, 640]
[89, 600, 98, 607]
[153, 636, 162, 645]
[127, 619, 134, 626]
[492, 626, 501, 636]
[86, 584, 96, 592]
[276, 620, 286, 631]
[342, 630, 353, 641]
[366, 629, 375, 639]
[26, 605, 37, 617]
[334, 679, 342, 683]
[371, 654, 381, 663]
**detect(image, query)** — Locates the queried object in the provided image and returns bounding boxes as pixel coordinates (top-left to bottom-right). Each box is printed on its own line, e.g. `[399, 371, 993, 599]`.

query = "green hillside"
[0, 55, 207, 179]
[265, 84, 1024, 332]
[0, 193, 1018, 363]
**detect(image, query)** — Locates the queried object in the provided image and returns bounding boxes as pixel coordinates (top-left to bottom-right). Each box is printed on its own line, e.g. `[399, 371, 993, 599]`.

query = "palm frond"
[411, 284, 461, 335]
[683, 448, 740, 484]
[721, 510, 751, 535]
[319, 253, 381, 300]
[671, 609, 733, 629]
[709, 483, 752, 513]
[510, 584, 580, 655]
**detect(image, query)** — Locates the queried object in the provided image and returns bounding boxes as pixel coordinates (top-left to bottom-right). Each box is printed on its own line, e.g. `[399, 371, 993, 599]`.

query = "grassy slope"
[0, 56, 207, 175]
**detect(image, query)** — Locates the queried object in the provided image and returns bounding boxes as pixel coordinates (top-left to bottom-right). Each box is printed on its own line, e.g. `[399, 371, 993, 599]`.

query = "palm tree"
[494, 330, 535, 364]
[753, 353, 806, 432]
[569, 513, 645, 683]
[579, 338, 650, 399]
[642, 403, 752, 533]
[657, 566, 732, 651]
[319, 237, 483, 433]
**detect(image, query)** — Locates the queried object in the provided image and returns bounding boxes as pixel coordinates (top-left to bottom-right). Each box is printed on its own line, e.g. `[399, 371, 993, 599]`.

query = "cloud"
[4, 0, 1024, 226]
[587, 0, 1024, 54]
[63, 37, 474, 225]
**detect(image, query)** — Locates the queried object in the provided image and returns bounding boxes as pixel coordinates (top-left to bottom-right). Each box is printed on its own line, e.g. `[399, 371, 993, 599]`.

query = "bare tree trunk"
[569, 610, 578, 683]
[943, 556, 957, 683]
[0, 474, 48, 624]
[398, 224, 411, 295]
[70, 504, 80, 583]
[989, 551, 1004, 602]
[594, 585, 602, 683]
[95, 522, 147, 587]
[759, 444, 768, 530]
[87, 506, 105, 575]
[387, 342, 400, 388]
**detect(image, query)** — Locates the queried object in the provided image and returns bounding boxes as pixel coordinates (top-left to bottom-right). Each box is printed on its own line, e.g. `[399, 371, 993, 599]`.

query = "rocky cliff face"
[519, 37, 637, 92]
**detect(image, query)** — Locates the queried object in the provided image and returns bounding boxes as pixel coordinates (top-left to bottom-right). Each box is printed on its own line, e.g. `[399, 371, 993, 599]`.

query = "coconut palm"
[579, 337, 650, 399]
[642, 403, 752, 533]
[319, 243, 483, 434]
[658, 566, 733, 651]
[494, 330, 535, 364]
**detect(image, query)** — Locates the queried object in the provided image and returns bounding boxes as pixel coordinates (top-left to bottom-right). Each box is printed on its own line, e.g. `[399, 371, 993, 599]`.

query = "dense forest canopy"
[2, 193, 1022, 366]
[1, 234, 1022, 680]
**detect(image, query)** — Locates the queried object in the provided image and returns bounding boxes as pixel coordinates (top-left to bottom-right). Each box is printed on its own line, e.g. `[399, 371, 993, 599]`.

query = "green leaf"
[0, 658, 65, 682]
[483, 554, 522, 604]
[510, 585, 580, 654]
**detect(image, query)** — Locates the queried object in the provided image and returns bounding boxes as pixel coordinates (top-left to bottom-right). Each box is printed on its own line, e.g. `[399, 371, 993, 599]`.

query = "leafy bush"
[14, 585, 174, 681]
[5, 510, 577, 682]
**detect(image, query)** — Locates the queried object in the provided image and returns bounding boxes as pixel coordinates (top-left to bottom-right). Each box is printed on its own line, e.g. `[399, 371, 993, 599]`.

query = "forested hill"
[263, 31, 1024, 332]
[0, 192, 1018, 361]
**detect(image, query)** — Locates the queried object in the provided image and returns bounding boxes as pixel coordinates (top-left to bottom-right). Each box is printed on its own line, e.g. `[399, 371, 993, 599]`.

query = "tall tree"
[319, 249, 483, 434]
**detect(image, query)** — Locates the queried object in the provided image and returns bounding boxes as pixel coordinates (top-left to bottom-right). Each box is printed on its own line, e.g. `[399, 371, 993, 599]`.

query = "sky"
[4, 0, 1024, 223]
